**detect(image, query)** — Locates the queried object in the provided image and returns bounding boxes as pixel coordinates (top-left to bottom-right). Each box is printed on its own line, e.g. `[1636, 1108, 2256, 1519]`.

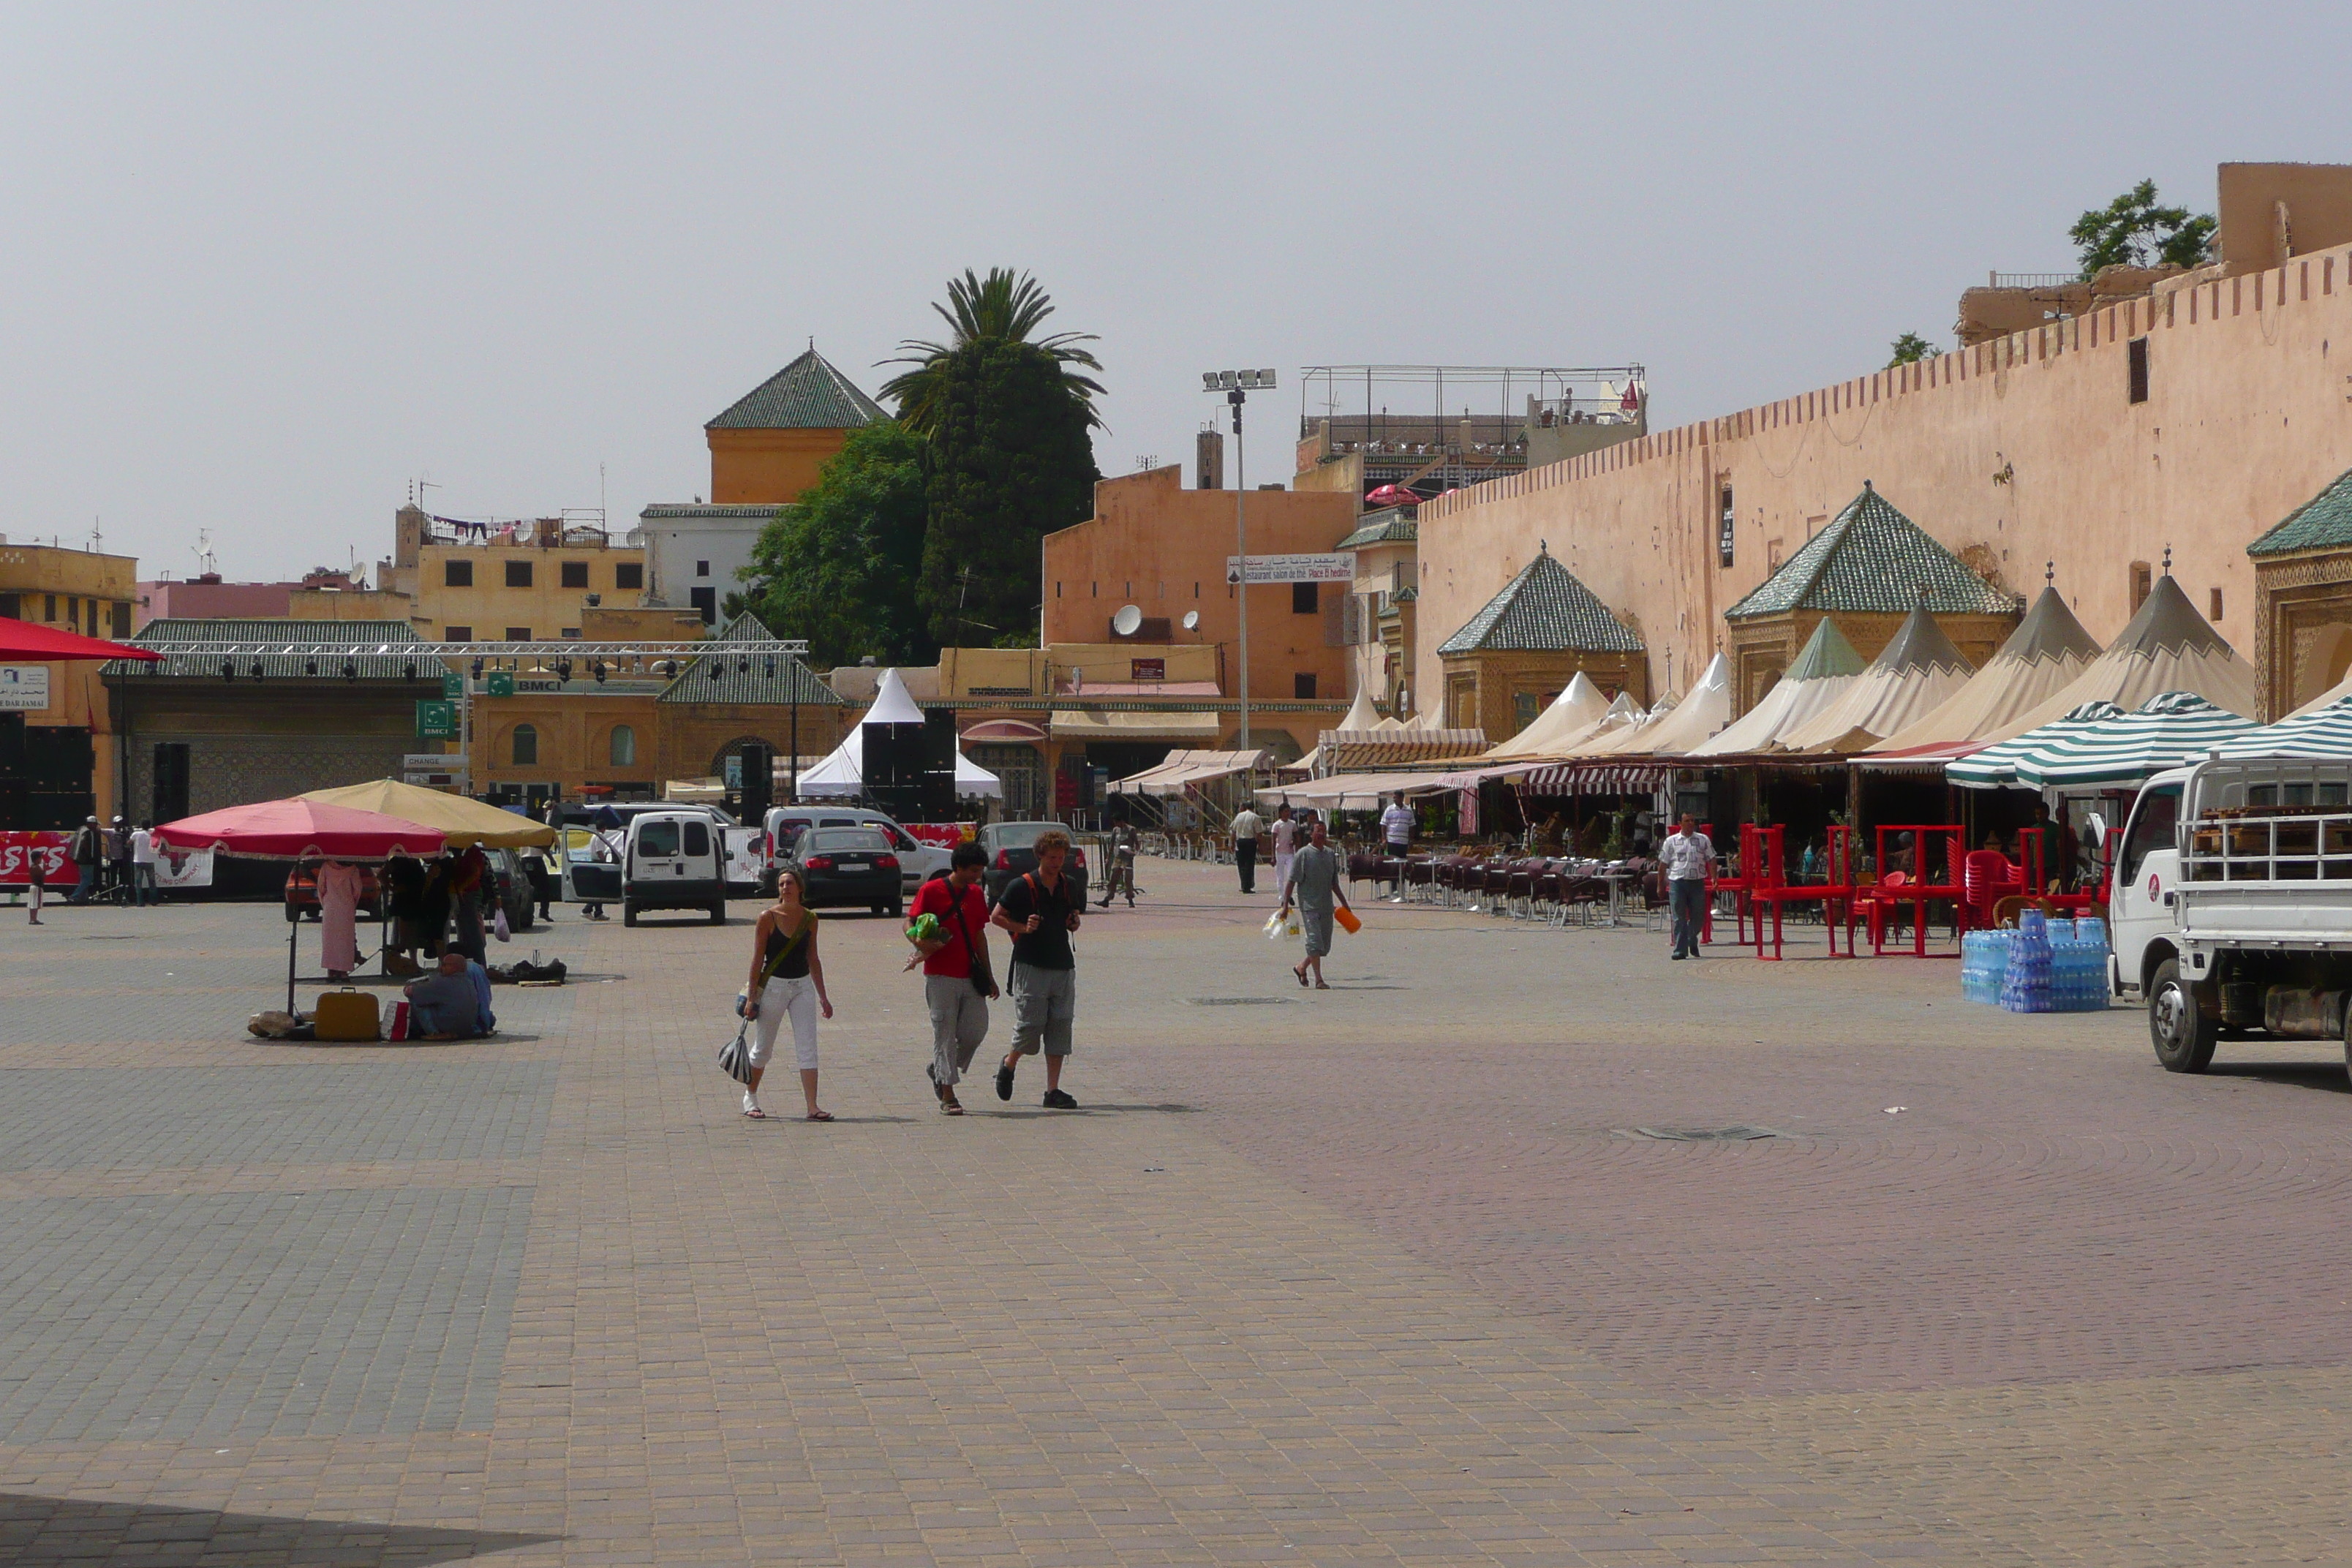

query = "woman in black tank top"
[738, 868, 834, 1120]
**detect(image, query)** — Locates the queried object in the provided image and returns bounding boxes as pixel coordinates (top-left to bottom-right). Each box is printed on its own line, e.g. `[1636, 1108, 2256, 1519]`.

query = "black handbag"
[949, 890, 996, 998]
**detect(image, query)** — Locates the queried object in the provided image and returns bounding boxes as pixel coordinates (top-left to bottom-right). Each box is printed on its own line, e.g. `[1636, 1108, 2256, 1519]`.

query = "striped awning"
[1517, 762, 1673, 794]
[1947, 701, 2124, 788]
[2214, 693, 2352, 759]
[1995, 692, 2258, 789]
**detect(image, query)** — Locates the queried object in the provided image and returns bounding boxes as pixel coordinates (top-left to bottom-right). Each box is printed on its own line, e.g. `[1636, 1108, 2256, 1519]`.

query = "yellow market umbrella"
[298, 779, 557, 848]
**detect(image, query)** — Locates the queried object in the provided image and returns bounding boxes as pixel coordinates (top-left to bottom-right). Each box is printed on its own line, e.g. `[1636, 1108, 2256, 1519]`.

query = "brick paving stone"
[2, 870, 2350, 1561]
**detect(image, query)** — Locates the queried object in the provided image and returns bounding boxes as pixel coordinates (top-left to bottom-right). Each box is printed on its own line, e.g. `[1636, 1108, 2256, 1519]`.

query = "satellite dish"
[1181, 610, 1200, 632]
[1112, 603, 1144, 636]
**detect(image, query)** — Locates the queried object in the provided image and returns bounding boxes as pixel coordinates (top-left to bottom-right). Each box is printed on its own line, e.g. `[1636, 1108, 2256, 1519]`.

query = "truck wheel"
[2149, 958, 2218, 1074]
[888, 897, 904, 920]
[709, 902, 726, 924]
[622, 902, 638, 928]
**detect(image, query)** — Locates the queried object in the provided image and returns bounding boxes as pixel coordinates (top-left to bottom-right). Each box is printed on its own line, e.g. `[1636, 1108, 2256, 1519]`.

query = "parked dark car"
[978, 822, 1089, 906]
[789, 827, 903, 916]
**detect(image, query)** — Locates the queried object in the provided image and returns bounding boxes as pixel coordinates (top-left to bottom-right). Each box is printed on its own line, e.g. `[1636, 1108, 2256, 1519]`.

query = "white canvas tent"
[794, 667, 1003, 799]
[1986, 574, 2258, 738]
[1866, 584, 2103, 753]
[1485, 672, 1613, 759]
[1779, 603, 1976, 753]
[1688, 621, 1866, 757]
[1582, 654, 1730, 755]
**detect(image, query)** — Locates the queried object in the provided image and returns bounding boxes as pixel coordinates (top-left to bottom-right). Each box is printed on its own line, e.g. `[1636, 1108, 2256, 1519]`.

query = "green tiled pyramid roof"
[1436, 550, 1643, 655]
[657, 612, 843, 706]
[2247, 466, 2352, 557]
[706, 348, 888, 431]
[1336, 508, 1418, 550]
[105, 619, 431, 679]
[1725, 484, 2021, 620]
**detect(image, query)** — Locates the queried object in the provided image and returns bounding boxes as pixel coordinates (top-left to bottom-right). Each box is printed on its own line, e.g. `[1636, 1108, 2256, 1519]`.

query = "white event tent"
[794, 667, 1003, 799]
[1688, 620, 1865, 757]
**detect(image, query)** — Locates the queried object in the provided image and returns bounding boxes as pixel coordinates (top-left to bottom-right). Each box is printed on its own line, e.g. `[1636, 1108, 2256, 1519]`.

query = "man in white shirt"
[1659, 813, 1714, 960]
[1269, 804, 1299, 902]
[1379, 793, 1414, 901]
[128, 821, 158, 908]
[1229, 805, 1265, 894]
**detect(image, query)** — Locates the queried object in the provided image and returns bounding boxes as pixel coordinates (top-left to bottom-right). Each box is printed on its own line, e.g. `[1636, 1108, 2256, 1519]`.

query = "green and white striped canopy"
[2214, 693, 2352, 759]
[2010, 691, 2258, 788]
[1947, 700, 2122, 788]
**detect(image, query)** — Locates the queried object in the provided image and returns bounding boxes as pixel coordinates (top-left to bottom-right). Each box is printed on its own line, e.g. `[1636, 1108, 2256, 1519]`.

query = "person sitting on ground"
[403, 951, 483, 1039]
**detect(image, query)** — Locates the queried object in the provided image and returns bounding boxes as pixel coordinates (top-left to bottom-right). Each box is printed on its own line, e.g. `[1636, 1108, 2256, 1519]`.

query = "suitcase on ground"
[313, 987, 381, 1041]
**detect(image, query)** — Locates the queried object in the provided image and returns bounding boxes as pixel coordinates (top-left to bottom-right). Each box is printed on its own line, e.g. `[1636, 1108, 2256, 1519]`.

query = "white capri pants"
[748, 976, 821, 1072]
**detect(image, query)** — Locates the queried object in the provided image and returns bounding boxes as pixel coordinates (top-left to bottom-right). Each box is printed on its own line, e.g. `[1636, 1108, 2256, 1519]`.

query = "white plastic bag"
[1262, 909, 1301, 942]
[494, 905, 512, 943]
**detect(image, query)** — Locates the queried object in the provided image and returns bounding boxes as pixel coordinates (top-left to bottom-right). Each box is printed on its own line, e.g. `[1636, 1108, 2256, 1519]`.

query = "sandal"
[1293, 963, 1308, 987]
[743, 1107, 767, 1120]
[1313, 980, 1331, 990]
[806, 1109, 834, 1122]
[941, 1096, 965, 1116]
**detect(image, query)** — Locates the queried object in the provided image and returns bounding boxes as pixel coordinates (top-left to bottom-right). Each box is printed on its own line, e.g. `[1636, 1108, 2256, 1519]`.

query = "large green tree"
[737, 420, 932, 667]
[882, 269, 1103, 646]
[2069, 179, 2215, 279]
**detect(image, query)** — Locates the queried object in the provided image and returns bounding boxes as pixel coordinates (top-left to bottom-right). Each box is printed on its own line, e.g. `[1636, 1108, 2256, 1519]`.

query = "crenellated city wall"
[1416, 251, 2352, 712]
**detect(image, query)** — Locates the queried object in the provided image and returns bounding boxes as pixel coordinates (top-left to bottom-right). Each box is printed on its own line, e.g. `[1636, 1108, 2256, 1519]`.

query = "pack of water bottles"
[1999, 910, 2056, 1011]
[2044, 916, 2111, 1012]
[1970, 911, 2109, 1012]
[1960, 928, 2011, 1004]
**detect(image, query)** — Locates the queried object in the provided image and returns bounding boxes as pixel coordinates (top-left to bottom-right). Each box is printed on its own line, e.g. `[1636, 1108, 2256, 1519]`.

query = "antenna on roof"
[2045, 559, 2054, 587]
[2162, 543, 2173, 576]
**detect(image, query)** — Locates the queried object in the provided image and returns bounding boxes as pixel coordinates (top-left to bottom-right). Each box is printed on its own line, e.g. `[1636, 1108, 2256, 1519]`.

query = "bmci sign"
[0, 665, 51, 712]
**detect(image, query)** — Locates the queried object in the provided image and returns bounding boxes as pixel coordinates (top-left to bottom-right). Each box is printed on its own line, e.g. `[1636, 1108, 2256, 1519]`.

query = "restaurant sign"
[1224, 553, 1354, 585]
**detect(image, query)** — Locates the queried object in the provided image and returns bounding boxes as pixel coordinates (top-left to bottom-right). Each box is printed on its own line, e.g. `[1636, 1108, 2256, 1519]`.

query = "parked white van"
[623, 811, 728, 926]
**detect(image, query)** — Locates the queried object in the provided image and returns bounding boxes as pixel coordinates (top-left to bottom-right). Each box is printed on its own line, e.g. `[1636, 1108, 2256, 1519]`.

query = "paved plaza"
[4, 856, 2351, 1565]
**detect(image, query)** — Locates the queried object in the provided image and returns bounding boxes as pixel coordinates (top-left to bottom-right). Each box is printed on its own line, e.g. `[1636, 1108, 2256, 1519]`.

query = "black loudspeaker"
[920, 711, 957, 823]
[738, 741, 772, 823]
[864, 723, 927, 823]
[153, 742, 192, 825]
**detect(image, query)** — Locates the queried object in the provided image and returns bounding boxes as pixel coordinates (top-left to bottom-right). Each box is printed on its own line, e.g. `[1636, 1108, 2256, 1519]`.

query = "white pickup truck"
[2111, 755, 2352, 1071]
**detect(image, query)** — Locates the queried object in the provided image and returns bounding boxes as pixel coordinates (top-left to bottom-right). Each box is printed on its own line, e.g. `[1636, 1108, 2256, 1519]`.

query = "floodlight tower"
[1202, 368, 1276, 749]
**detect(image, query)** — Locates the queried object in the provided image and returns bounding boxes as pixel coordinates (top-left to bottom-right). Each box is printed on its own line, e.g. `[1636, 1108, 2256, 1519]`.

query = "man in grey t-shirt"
[404, 952, 481, 1038]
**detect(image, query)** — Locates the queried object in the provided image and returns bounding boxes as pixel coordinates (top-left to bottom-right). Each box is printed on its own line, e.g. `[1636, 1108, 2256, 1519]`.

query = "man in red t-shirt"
[904, 842, 998, 1115]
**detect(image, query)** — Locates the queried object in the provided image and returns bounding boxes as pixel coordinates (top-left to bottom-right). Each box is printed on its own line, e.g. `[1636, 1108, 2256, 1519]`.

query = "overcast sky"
[2, 3, 2343, 582]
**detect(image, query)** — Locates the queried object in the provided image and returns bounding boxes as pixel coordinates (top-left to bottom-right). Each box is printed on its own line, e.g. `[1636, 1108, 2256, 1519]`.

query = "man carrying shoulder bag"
[903, 842, 997, 1116]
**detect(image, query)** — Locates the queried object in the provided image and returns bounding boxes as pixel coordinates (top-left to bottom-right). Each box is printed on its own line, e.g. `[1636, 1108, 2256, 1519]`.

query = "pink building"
[136, 570, 358, 631]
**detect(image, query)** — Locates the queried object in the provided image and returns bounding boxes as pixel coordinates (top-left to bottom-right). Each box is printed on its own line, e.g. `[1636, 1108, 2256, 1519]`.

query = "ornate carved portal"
[2253, 549, 2352, 720]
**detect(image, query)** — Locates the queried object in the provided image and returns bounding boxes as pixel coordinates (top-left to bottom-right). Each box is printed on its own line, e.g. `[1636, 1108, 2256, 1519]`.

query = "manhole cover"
[1613, 1125, 1782, 1142]
[1190, 997, 1295, 1006]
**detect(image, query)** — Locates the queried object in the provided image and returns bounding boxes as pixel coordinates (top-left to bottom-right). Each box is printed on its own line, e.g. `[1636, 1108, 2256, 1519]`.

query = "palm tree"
[881, 268, 1105, 433]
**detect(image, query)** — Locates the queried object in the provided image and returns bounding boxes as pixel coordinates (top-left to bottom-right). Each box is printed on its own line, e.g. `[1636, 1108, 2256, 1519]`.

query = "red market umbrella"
[1364, 483, 1418, 508]
[155, 799, 445, 861]
[0, 622, 163, 661]
[154, 799, 446, 1015]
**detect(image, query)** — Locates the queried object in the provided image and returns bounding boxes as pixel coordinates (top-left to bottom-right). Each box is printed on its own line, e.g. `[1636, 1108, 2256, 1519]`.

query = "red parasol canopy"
[1364, 484, 1418, 508]
[154, 799, 446, 861]
[0, 621, 163, 661]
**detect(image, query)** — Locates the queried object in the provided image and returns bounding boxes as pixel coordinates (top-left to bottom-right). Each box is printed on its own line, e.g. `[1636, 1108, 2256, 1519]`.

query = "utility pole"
[1202, 369, 1276, 749]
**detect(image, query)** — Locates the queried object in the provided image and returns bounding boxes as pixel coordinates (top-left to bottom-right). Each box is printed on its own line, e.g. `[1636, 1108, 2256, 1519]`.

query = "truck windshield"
[2122, 783, 2182, 883]
[638, 821, 680, 857]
